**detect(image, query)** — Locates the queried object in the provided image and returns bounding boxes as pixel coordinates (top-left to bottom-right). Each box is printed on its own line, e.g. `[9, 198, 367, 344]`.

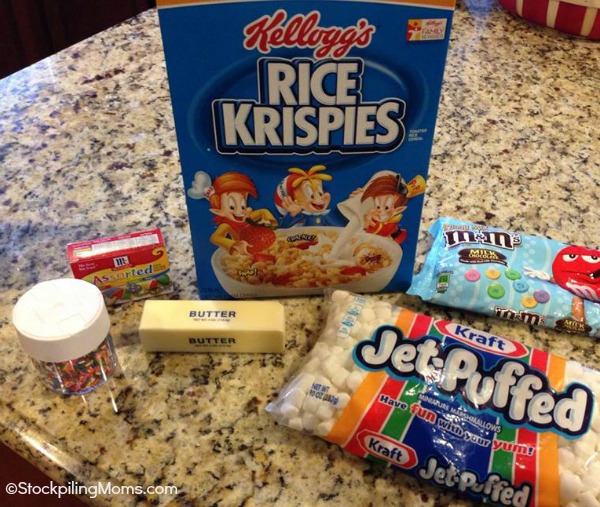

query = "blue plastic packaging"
[408, 218, 600, 337]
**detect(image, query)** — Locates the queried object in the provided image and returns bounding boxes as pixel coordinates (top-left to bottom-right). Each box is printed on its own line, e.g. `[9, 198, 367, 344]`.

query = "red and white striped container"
[499, 0, 600, 39]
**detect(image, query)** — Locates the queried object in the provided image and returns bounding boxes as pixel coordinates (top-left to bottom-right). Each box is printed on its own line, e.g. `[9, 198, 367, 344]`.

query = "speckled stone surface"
[0, 1, 598, 506]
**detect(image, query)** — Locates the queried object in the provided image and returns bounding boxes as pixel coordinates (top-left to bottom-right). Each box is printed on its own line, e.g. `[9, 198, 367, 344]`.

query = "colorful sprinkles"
[31, 337, 118, 395]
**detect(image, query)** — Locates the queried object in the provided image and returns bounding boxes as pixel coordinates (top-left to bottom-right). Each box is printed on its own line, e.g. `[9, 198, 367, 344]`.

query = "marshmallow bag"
[266, 290, 600, 507]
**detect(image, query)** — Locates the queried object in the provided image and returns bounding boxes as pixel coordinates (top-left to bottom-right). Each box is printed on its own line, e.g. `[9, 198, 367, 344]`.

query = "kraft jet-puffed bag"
[267, 290, 600, 507]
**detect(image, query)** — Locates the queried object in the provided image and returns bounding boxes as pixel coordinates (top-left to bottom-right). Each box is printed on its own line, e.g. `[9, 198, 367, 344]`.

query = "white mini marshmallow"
[375, 307, 392, 321]
[312, 342, 331, 361]
[558, 448, 576, 471]
[288, 417, 304, 432]
[566, 361, 584, 379]
[343, 354, 357, 371]
[316, 403, 335, 421]
[351, 362, 365, 373]
[315, 420, 334, 437]
[331, 290, 349, 303]
[560, 470, 583, 504]
[337, 336, 356, 350]
[322, 357, 341, 379]
[350, 322, 364, 339]
[582, 472, 600, 499]
[581, 370, 599, 386]
[331, 368, 350, 390]
[328, 345, 344, 361]
[303, 356, 321, 374]
[573, 434, 596, 459]
[280, 402, 300, 420]
[302, 395, 321, 413]
[346, 371, 365, 391]
[358, 307, 375, 324]
[302, 412, 319, 432]
[588, 461, 600, 479]
[284, 388, 306, 409]
[336, 392, 351, 410]
[372, 301, 391, 310]
[578, 491, 600, 507]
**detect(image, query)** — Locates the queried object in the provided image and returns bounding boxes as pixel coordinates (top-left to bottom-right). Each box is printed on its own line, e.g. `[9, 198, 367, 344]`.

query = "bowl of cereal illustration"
[211, 226, 402, 298]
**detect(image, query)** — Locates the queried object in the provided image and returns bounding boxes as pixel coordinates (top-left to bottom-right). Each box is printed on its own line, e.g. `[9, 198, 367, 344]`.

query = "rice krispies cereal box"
[157, 0, 455, 299]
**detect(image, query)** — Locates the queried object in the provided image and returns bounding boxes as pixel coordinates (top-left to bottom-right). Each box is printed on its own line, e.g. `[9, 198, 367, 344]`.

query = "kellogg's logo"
[243, 9, 376, 59]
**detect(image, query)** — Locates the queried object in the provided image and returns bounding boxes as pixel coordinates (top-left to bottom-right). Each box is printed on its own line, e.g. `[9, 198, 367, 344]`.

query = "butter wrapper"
[139, 300, 285, 353]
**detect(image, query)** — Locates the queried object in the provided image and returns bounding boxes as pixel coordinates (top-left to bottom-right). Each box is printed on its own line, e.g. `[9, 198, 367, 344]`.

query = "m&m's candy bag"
[408, 218, 600, 337]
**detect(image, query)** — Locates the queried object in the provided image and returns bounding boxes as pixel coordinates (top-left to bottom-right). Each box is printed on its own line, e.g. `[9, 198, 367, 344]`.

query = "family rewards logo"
[211, 10, 406, 155]
[407, 18, 448, 41]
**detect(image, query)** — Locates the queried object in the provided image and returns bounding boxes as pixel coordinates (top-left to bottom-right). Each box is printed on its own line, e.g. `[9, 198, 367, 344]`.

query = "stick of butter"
[139, 300, 285, 353]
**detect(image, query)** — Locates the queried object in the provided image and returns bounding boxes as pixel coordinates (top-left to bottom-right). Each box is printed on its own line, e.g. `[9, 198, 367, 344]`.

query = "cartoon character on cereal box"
[343, 171, 426, 244]
[274, 165, 343, 228]
[187, 171, 277, 261]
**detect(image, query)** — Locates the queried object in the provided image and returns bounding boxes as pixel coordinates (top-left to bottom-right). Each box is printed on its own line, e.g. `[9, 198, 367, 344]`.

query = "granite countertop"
[0, 1, 598, 506]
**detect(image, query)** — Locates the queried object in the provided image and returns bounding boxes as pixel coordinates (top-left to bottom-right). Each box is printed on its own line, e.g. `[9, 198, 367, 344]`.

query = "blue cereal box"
[157, 0, 455, 299]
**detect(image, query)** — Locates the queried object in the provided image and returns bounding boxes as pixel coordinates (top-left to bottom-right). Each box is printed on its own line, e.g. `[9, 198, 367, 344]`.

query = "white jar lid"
[12, 279, 111, 363]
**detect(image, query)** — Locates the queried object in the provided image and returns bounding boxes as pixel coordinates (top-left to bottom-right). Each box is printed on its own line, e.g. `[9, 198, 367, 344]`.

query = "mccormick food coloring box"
[157, 0, 455, 299]
[67, 229, 172, 304]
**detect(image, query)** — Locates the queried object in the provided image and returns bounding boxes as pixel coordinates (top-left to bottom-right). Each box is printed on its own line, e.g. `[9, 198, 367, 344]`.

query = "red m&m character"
[552, 245, 600, 322]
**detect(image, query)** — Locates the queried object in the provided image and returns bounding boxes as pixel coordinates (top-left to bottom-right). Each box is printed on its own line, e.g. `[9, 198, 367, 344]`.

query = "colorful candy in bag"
[266, 290, 600, 507]
[408, 218, 600, 337]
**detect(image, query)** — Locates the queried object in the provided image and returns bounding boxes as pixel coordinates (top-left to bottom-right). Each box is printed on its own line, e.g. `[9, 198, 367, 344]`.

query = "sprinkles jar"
[12, 279, 118, 395]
